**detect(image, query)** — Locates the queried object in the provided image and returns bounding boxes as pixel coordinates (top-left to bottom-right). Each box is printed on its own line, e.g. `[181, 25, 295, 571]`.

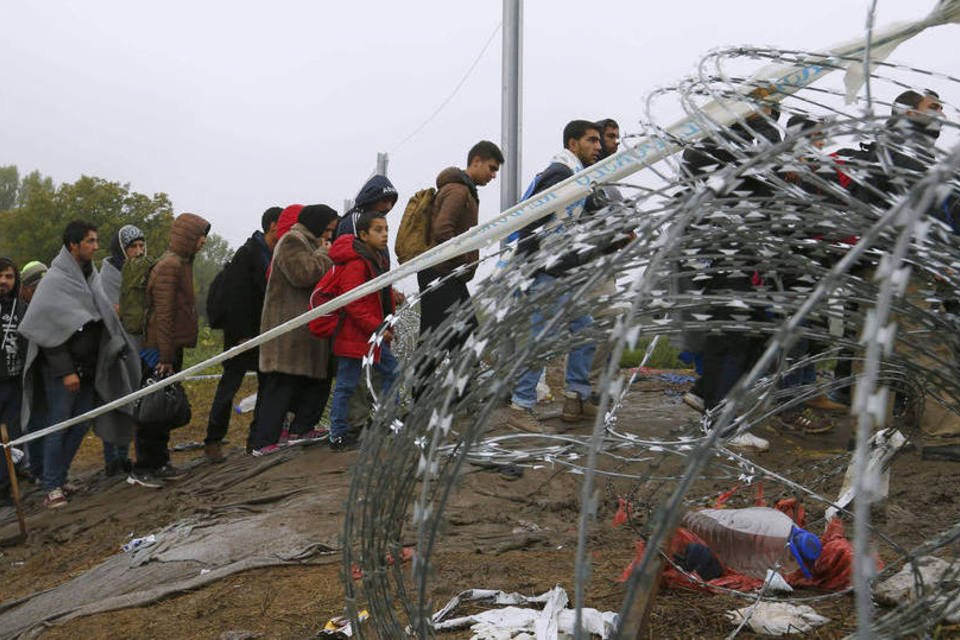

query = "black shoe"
[104, 459, 122, 477]
[922, 444, 960, 462]
[154, 464, 185, 480]
[126, 470, 163, 489]
[328, 434, 358, 451]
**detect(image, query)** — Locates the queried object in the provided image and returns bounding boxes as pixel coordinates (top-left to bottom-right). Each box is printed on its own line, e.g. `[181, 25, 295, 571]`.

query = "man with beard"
[0, 258, 26, 505]
[506, 119, 602, 432]
[18, 221, 141, 507]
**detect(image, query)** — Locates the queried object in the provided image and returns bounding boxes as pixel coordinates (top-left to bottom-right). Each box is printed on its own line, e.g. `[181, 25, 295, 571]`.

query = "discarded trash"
[763, 569, 794, 594]
[873, 556, 960, 616]
[825, 428, 906, 521]
[319, 609, 369, 637]
[200, 568, 211, 576]
[727, 432, 770, 451]
[121, 534, 157, 553]
[726, 602, 829, 635]
[10, 447, 24, 465]
[431, 586, 618, 639]
[235, 393, 257, 414]
[682, 507, 821, 579]
[536, 373, 552, 403]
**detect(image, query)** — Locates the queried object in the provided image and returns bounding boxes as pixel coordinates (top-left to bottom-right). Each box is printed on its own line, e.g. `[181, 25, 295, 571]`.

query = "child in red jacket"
[327, 212, 399, 450]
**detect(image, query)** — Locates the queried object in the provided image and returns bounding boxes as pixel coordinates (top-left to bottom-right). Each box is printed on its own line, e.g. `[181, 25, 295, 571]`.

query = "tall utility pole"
[500, 0, 522, 212]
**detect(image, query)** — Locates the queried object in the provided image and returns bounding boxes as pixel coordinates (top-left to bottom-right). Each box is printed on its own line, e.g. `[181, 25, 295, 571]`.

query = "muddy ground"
[1, 373, 959, 639]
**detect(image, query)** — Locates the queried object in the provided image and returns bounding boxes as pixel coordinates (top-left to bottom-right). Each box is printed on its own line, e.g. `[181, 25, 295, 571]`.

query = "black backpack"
[206, 263, 230, 329]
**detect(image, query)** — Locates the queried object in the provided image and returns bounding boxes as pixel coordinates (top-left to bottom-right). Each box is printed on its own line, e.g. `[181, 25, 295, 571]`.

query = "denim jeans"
[511, 272, 595, 409]
[329, 345, 398, 439]
[41, 367, 95, 491]
[101, 440, 130, 467]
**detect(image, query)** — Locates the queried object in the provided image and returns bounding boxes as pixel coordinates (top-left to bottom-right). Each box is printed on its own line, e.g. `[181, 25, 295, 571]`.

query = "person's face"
[569, 128, 602, 167]
[360, 217, 389, 251]
[125, 239, 145, 260]
[322, 219, 338, 243]
[70, 230, 99, 264]
[195, 235, 207, 253]
[467, 157, 500, 186]
[602, 126, 620, 156]
[916, 95, 944, 116]
[21, 284, 37, 303]
[372, 197, 395, 214]
[0, 268, 15, 297]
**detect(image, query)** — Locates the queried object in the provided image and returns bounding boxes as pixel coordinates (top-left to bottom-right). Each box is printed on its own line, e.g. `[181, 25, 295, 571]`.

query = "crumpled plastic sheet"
[431, 586, 618, 639]
[725, 602, 829, 636]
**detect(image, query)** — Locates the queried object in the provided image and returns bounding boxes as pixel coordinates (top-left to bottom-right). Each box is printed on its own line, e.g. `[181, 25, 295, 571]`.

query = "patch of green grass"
[619, 336, 687, 370]
[183, 323, 225, 374]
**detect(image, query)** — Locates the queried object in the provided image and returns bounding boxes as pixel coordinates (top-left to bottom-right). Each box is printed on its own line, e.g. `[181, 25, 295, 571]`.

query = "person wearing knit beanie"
[19, 261, 47, 303]
[297, 204, 340, 240]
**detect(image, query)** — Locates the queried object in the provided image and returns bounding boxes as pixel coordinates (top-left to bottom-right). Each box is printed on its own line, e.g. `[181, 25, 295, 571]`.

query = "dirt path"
[1, 375, 958, 638]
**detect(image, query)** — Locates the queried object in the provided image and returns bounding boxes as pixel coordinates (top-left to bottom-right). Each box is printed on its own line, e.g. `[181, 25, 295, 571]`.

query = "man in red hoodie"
[326, 211, 399, 450]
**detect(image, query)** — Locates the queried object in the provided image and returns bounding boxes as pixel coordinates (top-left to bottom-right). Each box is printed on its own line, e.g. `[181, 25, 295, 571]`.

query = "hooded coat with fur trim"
[144, 213, 210, 364]
[259, 223, 332, 378]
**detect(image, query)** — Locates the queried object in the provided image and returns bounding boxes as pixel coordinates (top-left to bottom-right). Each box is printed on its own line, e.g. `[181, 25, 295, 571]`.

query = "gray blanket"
[18, 246, 141, 445]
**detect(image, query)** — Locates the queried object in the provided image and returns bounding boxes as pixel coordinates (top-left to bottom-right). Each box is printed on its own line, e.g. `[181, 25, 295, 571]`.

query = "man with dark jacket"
[130, 213, 209, 484]
[507, 120, 602, 431]
[0, 257, 26, 504]
[202, 206, 280, 462]
[418, 141, 503, 345]
[18, 220, 141, 507]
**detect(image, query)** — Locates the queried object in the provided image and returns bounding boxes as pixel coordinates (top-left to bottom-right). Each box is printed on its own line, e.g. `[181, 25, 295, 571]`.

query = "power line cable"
[390, 21, 502, 154]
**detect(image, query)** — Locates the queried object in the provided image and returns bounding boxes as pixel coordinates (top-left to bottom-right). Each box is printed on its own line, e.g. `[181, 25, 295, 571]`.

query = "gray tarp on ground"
[0, 449, 342, 640]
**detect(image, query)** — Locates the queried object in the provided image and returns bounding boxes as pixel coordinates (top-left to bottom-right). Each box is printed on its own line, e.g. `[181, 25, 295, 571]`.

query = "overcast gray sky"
[2, 1, 958, 251]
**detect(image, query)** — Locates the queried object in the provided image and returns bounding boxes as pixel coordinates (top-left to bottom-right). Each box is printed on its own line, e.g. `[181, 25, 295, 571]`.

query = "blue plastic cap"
[788, 526, 823, 579]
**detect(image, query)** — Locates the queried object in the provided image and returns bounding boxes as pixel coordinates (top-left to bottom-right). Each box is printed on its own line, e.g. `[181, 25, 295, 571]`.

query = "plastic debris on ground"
[825, 428, 906, 521]
[874, 556, 960, 623]
[431, 586, 617, 639]
[319, 609, 369, 637]
[235, 393, 257, 413]
[121, 534, 157, 553]
[628, 367, 697, 385]
[725, 602, 829, 636]
[726, 432, 770, 451]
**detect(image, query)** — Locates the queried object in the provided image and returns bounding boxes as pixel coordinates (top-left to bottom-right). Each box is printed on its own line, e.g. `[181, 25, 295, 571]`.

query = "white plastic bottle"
[680, 506, 822, 578]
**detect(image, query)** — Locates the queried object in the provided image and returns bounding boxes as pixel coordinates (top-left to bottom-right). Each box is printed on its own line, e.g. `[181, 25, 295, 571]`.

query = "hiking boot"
[806, 394, 848, 413]
[126, 470, 163, 489]
[155, 464, 185, 480]
[328, 434, 358, 452]
[562, 391, 598, 423]
[507, 403, 546, 433]
[43, 487, 68, 509]
[204, 442, 226, 463]
[251, 444, 281, 457]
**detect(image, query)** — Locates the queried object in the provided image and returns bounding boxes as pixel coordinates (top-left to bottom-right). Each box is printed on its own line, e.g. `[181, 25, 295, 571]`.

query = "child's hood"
[329, 234, 361, 265]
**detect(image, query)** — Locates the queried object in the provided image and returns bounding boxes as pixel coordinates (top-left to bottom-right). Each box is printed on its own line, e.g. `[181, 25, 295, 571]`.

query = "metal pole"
[500, 0, 522, 211]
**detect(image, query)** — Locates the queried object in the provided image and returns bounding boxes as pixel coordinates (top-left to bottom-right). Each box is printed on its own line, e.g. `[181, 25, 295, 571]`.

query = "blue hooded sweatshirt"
[334, 174, 398, 240]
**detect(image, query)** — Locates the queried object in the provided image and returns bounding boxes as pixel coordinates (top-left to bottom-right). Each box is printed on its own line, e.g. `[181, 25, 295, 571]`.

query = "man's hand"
[63, 373, 80, 393]
[155, 363, 174, 376]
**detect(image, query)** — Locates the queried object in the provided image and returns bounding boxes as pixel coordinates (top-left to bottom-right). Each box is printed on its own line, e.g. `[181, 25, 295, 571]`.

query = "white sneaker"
[726, 432, 770, 451]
